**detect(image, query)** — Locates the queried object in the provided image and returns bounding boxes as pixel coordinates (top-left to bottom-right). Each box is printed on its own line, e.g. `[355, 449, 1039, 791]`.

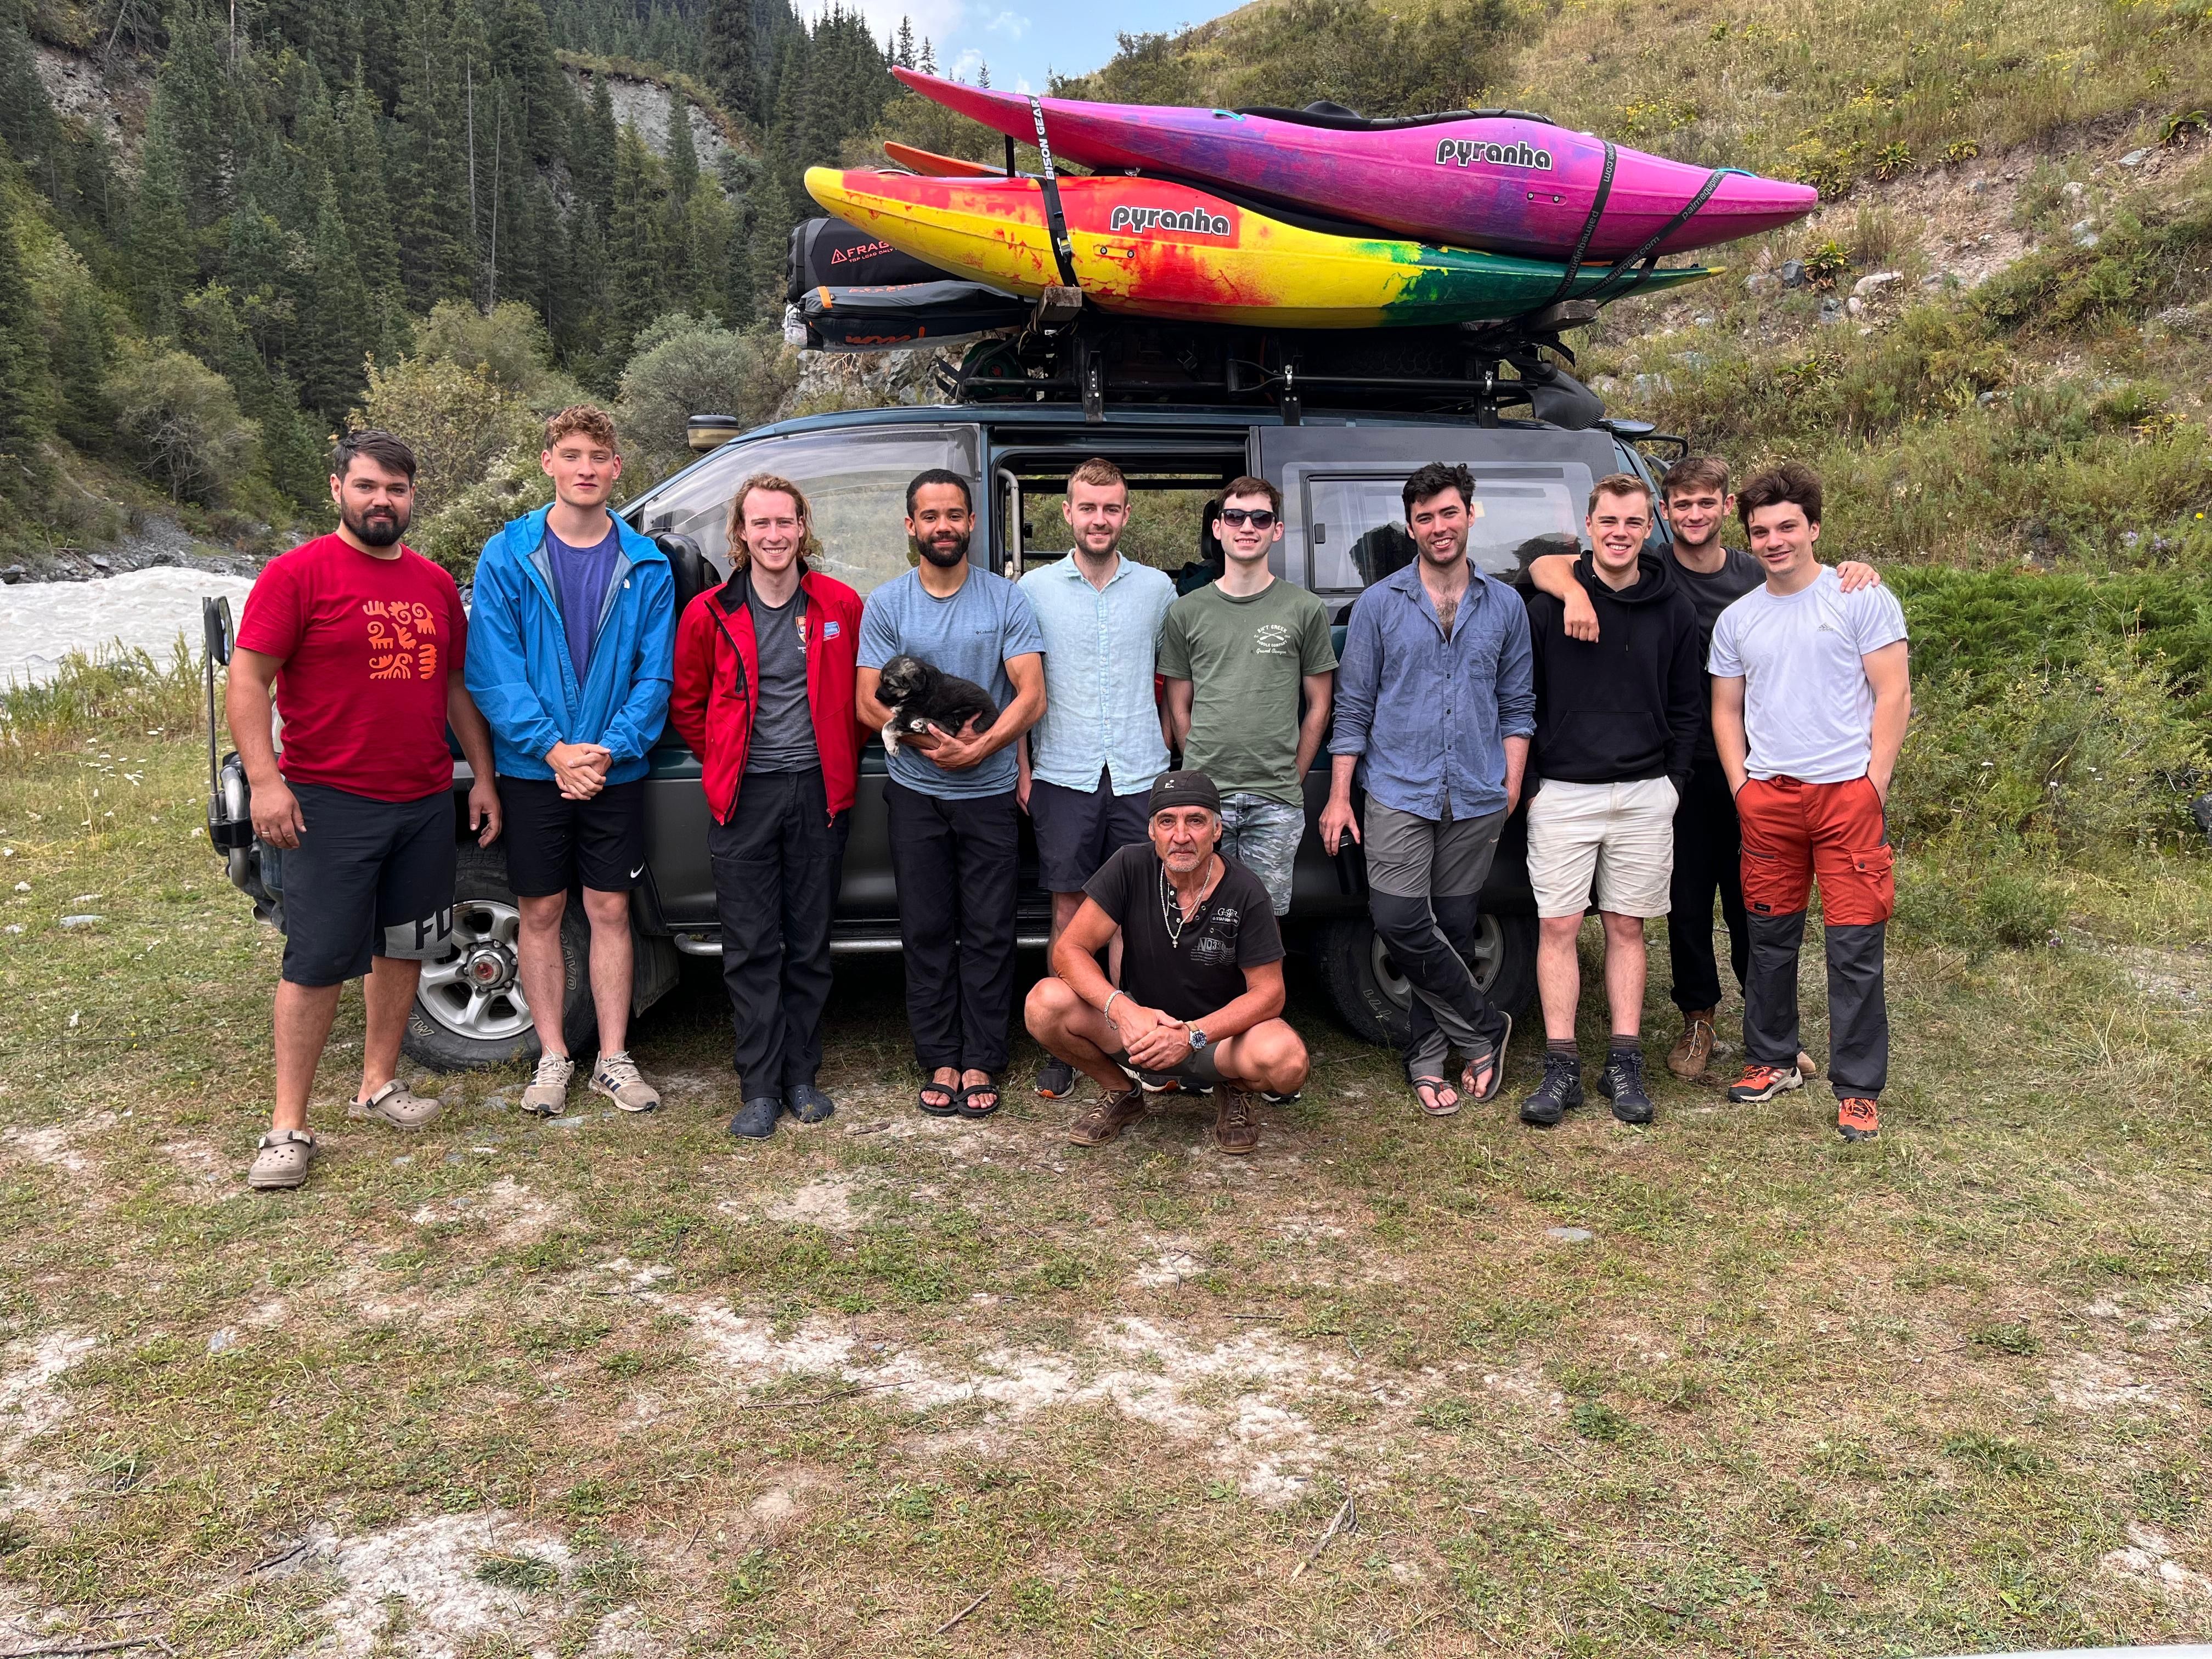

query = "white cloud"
[807, 0, 967, 49]
[984, 8, 1029, 36]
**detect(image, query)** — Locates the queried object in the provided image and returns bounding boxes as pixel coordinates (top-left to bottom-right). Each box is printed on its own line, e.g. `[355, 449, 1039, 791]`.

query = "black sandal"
[955, 1078, 1001, 1118]
[918, 1073, 960, 1116]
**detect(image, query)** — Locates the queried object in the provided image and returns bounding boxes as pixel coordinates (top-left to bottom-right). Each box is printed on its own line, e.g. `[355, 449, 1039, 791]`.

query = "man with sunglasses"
[1159, 477, 1336, 921]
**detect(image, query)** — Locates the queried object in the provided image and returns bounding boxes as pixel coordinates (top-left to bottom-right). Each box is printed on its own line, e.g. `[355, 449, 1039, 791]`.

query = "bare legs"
[269, 955, 422, 1132]
[1537, 911, 1649, 1043]
[517, 888, 633, 1057]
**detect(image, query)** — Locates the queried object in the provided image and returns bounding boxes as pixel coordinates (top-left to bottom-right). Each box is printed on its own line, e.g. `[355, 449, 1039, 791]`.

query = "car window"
[1305, 464, 1594, 590]
[634, 426, 981, 597]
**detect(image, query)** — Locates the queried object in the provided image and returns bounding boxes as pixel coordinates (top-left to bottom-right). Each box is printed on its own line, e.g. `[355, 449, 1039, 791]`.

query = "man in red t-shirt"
[227, 430, 503, 1190]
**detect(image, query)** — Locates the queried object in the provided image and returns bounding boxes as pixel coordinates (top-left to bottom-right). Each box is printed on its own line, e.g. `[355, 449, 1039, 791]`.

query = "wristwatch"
[1186, 1024, 1209, 1052]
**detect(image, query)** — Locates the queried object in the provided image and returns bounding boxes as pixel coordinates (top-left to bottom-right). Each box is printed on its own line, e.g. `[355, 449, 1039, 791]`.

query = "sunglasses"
[1220, 507, 1278, 528]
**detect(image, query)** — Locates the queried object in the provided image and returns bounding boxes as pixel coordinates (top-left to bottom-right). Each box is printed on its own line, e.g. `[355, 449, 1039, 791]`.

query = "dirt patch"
[2, 1125, 89, 1174]
[409, 1177, 561, 1243]
[761, 1173, 868, 1232]
[2107, 944, 2212, 1007]
[2050, 1352, 2177, 1413]
[2101, 1522, 2212, 1601]
[0, 1329, 98, 1517]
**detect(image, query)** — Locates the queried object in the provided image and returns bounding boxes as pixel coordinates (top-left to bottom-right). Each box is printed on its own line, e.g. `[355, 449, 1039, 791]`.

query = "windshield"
[633, 425, 983, 596]
[1305, 464, 1593, 590]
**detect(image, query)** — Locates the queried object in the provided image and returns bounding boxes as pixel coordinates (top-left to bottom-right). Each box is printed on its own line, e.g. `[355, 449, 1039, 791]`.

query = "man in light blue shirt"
[1018, 458, 1177, 1100]
[857, 470, 1047, 1122]
[1322, 461, 1536, 1119]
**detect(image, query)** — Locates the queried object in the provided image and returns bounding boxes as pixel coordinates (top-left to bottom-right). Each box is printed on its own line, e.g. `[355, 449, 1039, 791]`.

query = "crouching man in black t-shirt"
[1024, 770, 1312, 1156]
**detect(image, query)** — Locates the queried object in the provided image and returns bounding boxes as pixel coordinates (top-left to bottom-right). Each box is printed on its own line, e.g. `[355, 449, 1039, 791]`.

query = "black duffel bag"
[786, 217, 949, 302]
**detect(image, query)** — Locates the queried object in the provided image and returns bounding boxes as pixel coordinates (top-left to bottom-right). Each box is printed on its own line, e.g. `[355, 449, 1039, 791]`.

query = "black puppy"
[875, 653, 1000, 755]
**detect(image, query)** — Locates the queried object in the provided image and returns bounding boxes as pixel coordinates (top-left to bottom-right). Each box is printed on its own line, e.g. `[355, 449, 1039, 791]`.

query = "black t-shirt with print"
[1670, 545, 1764, 762]
[1084, 845, 1285, 1022]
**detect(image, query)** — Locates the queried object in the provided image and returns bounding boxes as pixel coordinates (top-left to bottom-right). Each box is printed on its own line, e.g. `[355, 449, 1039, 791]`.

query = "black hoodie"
[1523, 549, 1703, 791]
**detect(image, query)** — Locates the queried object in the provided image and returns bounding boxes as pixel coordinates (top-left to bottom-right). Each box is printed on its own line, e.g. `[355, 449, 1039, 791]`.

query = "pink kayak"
[894, 68, 1817, 262]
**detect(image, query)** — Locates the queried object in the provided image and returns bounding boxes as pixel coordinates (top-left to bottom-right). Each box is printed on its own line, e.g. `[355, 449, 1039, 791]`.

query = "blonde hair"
[725, 473, 822, 571]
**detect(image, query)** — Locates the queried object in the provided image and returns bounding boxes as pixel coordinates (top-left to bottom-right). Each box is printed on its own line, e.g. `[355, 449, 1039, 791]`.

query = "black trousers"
[885, 779, 1020, 1075]
[709, 769, 849, 1100]
[1744, 913, 1889, 1099]
[1668, 753, 1750, 1013]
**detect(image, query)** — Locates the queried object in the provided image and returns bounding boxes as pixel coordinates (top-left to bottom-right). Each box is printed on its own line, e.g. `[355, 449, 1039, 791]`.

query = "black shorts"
[276, 782, 455, 987]
[1030, 769, 1151, 894]
[501, 776, 647, 898]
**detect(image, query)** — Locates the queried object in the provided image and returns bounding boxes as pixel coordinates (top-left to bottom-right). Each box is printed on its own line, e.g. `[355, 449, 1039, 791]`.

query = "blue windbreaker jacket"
[464, 506, 675, 784]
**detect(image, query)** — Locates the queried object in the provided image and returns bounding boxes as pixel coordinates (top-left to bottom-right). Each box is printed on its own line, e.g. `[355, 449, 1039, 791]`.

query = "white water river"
[0, 568, 259, 686]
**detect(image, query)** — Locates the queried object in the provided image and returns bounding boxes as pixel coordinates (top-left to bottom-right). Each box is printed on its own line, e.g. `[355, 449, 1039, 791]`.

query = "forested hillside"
[0, 0, 936, 566]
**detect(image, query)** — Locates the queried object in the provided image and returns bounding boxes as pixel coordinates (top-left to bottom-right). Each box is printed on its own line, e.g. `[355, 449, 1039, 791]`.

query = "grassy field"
[0, 664, 2207, 1657]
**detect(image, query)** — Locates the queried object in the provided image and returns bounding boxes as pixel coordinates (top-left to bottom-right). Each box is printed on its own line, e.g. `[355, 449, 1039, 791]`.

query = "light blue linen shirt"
[1019, 553, 1176, 794]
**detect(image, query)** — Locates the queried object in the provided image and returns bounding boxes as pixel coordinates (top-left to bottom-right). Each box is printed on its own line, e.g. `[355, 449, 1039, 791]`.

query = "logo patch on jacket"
[822, 620, 841, 639]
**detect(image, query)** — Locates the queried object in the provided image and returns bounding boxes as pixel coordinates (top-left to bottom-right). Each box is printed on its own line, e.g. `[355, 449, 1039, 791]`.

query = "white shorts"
[1526, 776, 1678, 919]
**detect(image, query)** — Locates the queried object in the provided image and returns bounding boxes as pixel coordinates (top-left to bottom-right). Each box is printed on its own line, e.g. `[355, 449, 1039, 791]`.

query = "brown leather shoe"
[1067, 1086, 1147, 1147]
[1214, 1087, 1260, 1155]
[1667, 1008, 1716, 1080]
[1797, 1049, 1821, 1080]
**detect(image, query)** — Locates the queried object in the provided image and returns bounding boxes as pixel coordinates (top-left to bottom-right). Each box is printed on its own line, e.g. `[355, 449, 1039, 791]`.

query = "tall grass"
[0, 640, 210, 754]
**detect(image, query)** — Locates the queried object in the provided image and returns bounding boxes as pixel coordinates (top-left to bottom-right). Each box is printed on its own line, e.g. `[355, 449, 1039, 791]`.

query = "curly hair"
[1736, 460, 1823, 528]
[725, 473, 822, 571]
[544, 404, 619, 452]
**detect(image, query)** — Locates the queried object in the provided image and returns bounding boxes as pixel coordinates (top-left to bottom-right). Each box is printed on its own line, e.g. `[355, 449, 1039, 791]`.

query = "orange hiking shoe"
[1725, 1061, 1803, 1104]
[1836, 1097, 1880, 1142]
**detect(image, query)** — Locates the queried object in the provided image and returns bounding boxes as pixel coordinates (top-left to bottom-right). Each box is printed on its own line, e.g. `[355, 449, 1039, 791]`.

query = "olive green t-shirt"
[1156, 578, 1338, 805]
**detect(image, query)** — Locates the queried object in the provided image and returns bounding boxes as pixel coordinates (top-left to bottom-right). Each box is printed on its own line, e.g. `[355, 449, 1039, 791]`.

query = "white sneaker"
[590, 1051, 661, 1114]
[522, 1051, 575, 1116]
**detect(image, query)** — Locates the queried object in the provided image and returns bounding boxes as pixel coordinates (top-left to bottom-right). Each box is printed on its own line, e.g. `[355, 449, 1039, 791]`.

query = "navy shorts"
[501, 777, 647, 898]
[276, 782, 455, 987]
[1030, 769, 1150, 894]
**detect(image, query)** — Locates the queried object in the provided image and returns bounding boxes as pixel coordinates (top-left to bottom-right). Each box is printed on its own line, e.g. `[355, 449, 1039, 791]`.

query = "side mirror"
[202, 595, 234, 667]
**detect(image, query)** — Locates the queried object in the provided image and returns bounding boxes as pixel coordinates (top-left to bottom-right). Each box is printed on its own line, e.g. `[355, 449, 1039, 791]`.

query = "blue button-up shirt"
[1019, 554, 1177, 793]
[1329, 561, 1536, 819]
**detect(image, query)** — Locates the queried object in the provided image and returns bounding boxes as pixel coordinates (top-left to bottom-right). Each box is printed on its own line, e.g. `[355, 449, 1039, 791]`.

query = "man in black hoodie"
[1519, 474, 1703, 1127]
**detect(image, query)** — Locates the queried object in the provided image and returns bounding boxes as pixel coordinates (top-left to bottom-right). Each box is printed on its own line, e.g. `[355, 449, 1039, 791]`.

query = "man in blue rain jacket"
[464, 405, 675, 1120]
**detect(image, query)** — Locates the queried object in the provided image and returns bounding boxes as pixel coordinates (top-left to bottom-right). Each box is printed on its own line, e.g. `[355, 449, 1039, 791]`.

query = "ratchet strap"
[1576, 166, 1745, 305]
[1538, 140, 1616, 309]
[1028, 94, 1081, 290]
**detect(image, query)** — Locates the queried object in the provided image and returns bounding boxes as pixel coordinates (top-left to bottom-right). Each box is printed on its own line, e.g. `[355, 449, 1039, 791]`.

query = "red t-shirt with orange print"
[235, 534, 469, 802]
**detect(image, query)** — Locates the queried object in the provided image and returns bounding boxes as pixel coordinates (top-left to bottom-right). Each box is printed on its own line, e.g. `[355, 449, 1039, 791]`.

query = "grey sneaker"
[591, 1052, 661, 1114]
[521, 1052, 575, 1117]
[351, 1079, 442, 1130]
[247, 1128, 319, 1190]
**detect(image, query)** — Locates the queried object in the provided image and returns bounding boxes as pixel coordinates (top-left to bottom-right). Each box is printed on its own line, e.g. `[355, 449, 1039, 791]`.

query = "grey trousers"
[1364, 804, 1509, 1074]
[1743, 912, 1889, 1099]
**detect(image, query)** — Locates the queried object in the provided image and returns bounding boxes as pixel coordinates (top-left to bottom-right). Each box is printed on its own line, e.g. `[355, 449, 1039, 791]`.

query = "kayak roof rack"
[944, 303, 1608, 428]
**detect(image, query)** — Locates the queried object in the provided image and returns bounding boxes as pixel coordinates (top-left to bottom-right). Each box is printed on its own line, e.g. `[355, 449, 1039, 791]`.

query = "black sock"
[1546, 1038, 1579, 1063]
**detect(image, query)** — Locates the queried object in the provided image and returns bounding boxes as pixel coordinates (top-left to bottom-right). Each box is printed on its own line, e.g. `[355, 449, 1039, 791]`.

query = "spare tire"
[1312, 910, 1537, 1051]
[402, 844, 594, 1071]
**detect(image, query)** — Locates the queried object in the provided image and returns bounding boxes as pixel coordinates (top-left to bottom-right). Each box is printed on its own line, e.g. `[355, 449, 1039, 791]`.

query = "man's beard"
[344, 501, 409, 548]
[912, 530, 969, 568]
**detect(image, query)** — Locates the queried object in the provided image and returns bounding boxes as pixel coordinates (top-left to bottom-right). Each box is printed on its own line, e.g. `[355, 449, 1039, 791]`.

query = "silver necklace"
[1160, 859, 1218, 949]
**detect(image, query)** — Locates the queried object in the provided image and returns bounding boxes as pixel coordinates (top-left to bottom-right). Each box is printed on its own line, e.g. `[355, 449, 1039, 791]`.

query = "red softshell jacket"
[669, 566, 867, 823]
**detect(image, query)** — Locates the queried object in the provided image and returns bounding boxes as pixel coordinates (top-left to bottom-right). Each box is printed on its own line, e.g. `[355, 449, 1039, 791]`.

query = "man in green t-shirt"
[1159, 476, 1337, 917]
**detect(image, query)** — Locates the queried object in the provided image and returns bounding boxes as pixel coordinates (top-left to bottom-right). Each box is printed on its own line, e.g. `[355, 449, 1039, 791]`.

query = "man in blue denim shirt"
[1322, 461, 1536, 1118]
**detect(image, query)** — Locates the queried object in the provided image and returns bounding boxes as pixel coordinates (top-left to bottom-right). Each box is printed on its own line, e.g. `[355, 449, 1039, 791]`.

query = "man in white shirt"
[1708, 462, 1910, 1143]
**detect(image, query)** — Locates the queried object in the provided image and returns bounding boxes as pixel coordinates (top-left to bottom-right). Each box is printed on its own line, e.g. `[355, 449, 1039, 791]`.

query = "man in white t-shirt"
[1707, 462, 1911, 1143]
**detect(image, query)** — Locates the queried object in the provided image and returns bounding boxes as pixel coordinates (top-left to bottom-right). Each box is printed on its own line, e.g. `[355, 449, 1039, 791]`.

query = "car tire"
[402, 845, 595, 1073]
[1312, 910, 1538, 1051]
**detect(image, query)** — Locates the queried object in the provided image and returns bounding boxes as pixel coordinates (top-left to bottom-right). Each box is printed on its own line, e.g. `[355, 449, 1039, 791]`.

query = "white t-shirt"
[1707, 566, 1908, 783]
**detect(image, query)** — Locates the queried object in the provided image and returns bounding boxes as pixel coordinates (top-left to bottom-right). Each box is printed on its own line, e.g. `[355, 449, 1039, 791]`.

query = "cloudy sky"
[832, 0, 1210, 94]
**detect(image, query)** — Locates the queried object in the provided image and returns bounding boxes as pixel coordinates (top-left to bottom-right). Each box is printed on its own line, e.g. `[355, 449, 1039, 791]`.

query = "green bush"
[105, 348, 265, 507]
[615, 313, 794, 483]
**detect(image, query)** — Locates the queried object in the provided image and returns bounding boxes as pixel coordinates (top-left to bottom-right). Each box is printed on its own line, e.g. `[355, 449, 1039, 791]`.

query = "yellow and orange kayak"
[804, 167, 1711, 331]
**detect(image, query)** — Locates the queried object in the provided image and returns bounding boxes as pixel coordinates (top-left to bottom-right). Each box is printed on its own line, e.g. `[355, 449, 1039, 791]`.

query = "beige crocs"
[248, 1128, 319, 1190]
[590, 1052, 660, 1114]
[521, 1051, 575, 1116]
[351, 1079, 443, 1130]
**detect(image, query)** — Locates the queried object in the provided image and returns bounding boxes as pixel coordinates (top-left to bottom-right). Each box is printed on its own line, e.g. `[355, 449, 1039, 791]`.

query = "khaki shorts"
[1527, 777, 1678, 919]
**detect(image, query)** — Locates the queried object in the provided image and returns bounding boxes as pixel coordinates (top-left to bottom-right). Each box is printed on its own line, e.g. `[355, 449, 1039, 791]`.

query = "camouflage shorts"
[1217, 792, 1304, 916]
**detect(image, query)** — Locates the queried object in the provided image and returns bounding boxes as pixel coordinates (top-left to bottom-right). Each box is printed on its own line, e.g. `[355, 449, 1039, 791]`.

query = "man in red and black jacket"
[670, 475, 866, 1139]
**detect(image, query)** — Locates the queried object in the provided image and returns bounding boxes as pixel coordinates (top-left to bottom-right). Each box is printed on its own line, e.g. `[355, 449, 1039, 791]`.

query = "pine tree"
[50, 284, 116, 454]
[895, 16, 915, 69]
[976, 60, 989, 88]
[703, 0, 759, 125]
[663, 97, 699, 198]
[292, 174, 373, 422]
[391, 0, 471, 305]
[918, 36, 934, 74]
[127, 103, 194, 333]
[0, 202, 46, 472]
[337, 77, 403, 291]
[606, 121, 669, 351]
[569, 75, 619, 219]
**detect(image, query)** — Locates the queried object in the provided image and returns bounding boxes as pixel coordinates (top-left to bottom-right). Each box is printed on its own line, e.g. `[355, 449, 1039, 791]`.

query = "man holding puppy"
[465, 404, 674, 1118]
[1025, 770, 1311, 1155]
[856, 470, 1046, 1120]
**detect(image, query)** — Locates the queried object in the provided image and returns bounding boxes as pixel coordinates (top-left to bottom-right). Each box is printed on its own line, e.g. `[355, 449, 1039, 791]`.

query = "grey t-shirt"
[746, 587, 816, 774]
[858, 564, 1045, 799]
[1708, 566, 1908, 783]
